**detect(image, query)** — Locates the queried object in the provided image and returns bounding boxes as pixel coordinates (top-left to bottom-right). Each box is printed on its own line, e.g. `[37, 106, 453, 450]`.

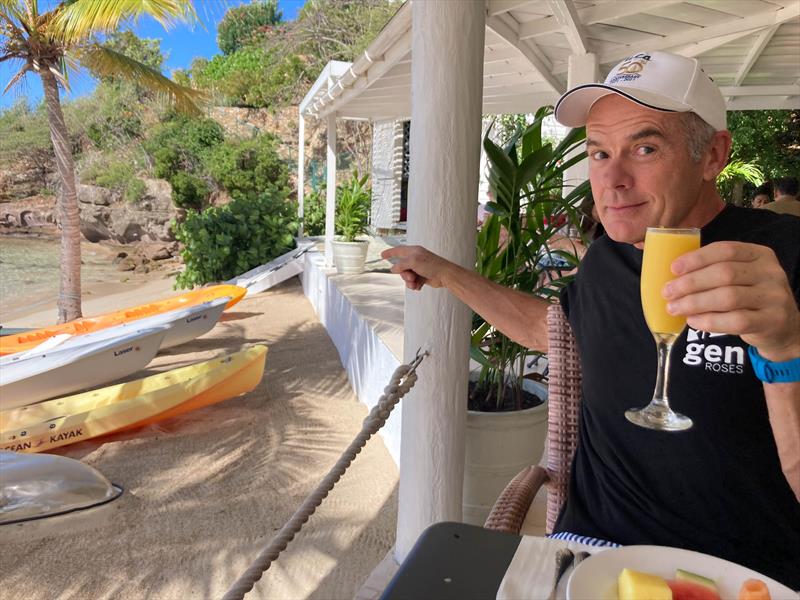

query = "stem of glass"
[650, 333, 674, 411]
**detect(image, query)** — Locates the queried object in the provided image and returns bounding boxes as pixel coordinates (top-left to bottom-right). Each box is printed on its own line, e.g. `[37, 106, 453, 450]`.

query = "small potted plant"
[332, 170, 371, 274]
[463, 107, 592, 524]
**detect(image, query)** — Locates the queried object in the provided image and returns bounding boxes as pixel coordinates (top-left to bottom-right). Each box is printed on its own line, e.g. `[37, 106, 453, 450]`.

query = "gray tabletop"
[380, 522, 522, 600]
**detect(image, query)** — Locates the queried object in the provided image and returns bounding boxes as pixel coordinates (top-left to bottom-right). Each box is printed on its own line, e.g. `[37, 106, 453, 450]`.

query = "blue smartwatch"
[748, 346, 800, 383]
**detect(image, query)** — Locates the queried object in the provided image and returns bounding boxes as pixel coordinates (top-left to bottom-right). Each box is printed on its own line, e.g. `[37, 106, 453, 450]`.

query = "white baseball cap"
[555, 51, 727, 131]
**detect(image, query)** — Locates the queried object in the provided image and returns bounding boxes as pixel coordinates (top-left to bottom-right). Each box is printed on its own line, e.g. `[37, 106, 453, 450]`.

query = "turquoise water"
[0, 236, 122, 318]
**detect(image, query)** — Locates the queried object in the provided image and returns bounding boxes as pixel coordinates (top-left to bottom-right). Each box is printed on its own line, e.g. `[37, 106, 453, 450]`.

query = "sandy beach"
[1, 276, 399, 599]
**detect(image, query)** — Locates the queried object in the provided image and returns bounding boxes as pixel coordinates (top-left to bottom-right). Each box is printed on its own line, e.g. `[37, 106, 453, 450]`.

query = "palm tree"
[0, 0, 203, 322]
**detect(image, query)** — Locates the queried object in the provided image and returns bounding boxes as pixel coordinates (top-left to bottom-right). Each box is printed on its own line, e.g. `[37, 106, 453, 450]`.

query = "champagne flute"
[626, 227, 700, 431]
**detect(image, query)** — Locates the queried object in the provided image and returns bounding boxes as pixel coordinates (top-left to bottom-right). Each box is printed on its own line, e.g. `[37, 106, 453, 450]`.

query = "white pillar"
[395, 0, 485, 562]
[325, 113, 337, 267]
[563, 53, 598, 194]
[297, 112, 306, 238]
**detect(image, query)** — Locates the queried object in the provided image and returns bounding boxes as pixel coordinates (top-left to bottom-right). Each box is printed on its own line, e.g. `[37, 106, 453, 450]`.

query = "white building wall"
[370, 120, 404, 229]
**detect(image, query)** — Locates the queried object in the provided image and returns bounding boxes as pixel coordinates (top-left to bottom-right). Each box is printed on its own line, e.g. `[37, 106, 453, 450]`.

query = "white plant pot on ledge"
[462, 380, 549, 526]
[331, 239, 369, 274]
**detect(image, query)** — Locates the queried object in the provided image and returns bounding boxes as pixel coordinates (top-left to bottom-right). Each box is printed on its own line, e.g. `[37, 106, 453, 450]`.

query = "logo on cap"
[609, 53, 652, 84]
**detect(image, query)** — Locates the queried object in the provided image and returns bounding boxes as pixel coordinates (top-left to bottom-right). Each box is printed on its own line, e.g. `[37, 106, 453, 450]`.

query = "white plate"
[566, 545, 798, 600]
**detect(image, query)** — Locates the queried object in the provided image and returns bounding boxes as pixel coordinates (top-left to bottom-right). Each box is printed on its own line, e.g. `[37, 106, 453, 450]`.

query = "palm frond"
[52, 0, 196, 43]
[0, 1, 31, 34]
[3, 61, 30, 93]
[77, 43, 205, 114]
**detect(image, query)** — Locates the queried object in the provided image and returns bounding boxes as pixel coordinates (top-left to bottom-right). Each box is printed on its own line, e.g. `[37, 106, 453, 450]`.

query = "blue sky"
[0, 0, 306, 110]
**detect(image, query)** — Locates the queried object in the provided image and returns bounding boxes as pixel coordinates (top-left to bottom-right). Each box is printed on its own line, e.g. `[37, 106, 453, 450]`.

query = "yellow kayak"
[0, 345, 267, 453]
[0, 285, 246, 356]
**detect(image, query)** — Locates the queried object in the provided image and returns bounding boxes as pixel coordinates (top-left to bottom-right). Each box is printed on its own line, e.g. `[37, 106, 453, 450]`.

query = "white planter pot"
[331, 240, 369, 274]
[462, 382, 548, 526]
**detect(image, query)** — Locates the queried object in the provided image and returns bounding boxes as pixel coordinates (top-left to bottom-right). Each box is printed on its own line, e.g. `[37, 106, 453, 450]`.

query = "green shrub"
[144, 113, 225, 179]
[143, 113, 224, 208]
[169, 172, 209, 210]
[302, 185, 326, 236]
[217, 0, 282, 55]
[173, 192, 298, 288]
[195, 45, 308, 108]
[205, 134, 290, 202]
[81, 156, 147, 203]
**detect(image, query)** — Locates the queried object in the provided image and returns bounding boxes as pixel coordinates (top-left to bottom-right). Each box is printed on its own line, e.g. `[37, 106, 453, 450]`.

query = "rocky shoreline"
[1, 178, 184, 275]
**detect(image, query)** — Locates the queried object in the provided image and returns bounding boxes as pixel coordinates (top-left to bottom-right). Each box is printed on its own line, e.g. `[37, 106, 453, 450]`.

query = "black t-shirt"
[556, 205, 800, 588]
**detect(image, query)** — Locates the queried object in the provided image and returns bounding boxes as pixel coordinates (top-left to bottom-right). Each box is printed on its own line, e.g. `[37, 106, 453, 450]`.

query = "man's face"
[585, 95, 709, 245]
[752, 194, 770, 208]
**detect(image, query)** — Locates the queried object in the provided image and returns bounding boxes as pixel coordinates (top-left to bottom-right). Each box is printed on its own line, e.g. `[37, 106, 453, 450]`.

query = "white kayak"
[227, 242, 315, 297]
[1, 297, 229, 363]
[0, 327, 167, 410]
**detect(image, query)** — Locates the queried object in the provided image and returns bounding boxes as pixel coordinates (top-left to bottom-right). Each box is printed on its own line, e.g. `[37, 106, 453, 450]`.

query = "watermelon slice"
[668, 579, 722, 600]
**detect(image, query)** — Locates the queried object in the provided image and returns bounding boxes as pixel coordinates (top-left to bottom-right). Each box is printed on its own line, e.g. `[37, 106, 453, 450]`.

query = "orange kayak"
[0, 284, 246, 356]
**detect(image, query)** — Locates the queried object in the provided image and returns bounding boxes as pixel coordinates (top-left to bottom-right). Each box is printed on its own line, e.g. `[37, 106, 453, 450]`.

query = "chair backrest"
[544, 304, 582, 533]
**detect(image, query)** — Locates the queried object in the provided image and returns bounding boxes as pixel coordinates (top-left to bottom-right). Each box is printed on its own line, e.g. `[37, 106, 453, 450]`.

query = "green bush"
[302, 186, 326, 236]
[143, 113, 224, 208]
[195, 45, 308, 108]
[173, 192, 298, 288]
[217, 0, 282, 55]
[81, 156, 147, 203]
[144, 113, 225, 178]
[205, 134, 290, 201]
[169, 172, 209, 210]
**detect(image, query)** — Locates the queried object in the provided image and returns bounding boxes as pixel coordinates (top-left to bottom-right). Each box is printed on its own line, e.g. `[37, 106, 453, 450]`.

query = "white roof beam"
[719, 85, 800, 97]
[597, 2, 800, 65]
[487, 14, 565, 93]
[726, 96, 800, 110]
[548, 0, 590, 55]
[670, 30, 758, 58]
[734, 25, 779, 86]
[519, 0, 680, 40]
[487, 0, 531, 17]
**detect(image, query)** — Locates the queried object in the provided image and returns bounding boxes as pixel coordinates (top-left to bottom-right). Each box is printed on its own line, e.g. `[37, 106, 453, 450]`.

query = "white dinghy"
[227, 242, 315, 297]
[0, 327, 167, 410]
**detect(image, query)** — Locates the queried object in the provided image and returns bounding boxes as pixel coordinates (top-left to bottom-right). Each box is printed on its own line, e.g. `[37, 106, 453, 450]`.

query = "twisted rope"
[221, 351, 429, 600]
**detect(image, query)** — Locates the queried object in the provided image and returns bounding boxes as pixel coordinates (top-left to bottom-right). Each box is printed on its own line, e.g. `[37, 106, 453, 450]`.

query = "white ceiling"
[301, 0, 800, 121]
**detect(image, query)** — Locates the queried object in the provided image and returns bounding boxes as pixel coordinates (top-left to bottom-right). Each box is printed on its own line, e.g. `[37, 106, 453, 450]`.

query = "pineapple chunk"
[618, 568, 673, 600]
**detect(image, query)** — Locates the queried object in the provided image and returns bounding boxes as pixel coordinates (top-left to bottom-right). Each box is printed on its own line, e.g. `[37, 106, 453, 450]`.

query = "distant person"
[763, 177, 800, 217]
[751, 182, 772, 208]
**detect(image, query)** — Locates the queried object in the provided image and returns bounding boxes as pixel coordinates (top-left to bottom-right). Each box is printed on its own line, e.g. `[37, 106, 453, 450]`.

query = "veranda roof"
[300, 0, 800, 121]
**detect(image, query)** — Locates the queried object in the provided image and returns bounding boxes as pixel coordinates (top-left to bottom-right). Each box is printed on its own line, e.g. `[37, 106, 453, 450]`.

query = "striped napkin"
[497, 534, 617, 600]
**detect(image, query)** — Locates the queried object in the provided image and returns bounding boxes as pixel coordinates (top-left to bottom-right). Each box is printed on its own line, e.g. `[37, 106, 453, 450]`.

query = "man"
[763, 176, 800, 217]
[382, 51, 800, 588]
[751, 182, 772, 209]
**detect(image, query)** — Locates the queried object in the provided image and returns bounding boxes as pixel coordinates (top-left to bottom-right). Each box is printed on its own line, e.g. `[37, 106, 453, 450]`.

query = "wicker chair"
[483, 303, 582, 535]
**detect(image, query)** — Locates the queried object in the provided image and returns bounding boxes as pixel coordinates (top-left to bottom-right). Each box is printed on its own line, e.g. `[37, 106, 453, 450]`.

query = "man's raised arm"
[381, 245, 550, 352]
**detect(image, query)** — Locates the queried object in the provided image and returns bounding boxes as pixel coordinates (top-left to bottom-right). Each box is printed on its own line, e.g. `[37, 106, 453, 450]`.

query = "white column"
[297, 112, 306, 238]
[563, 53, 598, 194]
[395, 0, 485, 561]
[325, 113, 337, 267]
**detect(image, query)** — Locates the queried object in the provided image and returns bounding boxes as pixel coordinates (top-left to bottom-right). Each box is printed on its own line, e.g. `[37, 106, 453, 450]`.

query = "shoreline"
[1, 228, 183, 327]
[2, 272, 181, 328]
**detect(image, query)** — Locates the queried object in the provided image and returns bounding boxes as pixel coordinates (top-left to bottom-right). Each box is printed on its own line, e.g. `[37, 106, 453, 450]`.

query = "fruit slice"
[738, 579, 771, 600]
[676, 569, 718, 591]
[668, 579, 721, 600]
[618, 568, 672, 600]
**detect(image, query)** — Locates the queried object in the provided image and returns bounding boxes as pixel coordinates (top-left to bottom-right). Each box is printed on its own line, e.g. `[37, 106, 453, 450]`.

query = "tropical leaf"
[52, 0, 196, 43]
[77, 44, 205, 114]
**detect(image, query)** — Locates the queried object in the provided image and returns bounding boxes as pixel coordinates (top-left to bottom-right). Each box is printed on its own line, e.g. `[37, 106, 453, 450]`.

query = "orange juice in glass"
[626, 227, 700, 431]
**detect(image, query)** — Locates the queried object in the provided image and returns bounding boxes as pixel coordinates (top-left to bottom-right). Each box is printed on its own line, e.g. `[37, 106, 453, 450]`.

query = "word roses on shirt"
[680, 328, 745, 375]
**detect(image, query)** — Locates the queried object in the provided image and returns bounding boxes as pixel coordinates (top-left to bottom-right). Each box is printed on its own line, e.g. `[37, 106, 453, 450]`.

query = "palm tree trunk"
[40, 69, 82, 322]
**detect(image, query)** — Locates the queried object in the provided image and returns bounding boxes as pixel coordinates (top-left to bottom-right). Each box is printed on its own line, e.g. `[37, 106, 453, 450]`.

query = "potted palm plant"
[331, 170, 371, 274]
[463, 107, 592, 525]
